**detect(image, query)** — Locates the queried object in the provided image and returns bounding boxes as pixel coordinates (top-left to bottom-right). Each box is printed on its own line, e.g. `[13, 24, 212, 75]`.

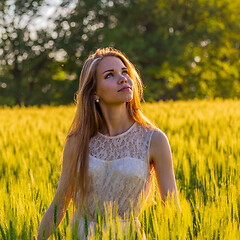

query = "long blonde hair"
[64, 47, 154, 206]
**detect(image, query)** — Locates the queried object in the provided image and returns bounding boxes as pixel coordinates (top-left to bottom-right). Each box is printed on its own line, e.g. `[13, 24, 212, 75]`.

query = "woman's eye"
[105, 73, 113, 79]
[122, 70, 128, 75]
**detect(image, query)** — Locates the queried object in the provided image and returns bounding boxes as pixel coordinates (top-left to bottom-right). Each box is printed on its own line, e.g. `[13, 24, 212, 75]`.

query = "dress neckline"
[97, 122, 137, 139]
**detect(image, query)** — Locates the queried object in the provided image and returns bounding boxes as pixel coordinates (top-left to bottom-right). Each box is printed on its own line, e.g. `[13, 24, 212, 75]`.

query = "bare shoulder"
[150, 128, 170, 151]
[64, 137, 71, 151]
[150, 128, 172, 163]
[57, 136, 76, 193]
[149, 128, 179, 207]
[62, 136, 76, 165]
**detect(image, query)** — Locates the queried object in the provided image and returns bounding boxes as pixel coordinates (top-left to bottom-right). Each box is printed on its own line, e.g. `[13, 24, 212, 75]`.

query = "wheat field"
[0, 99, 239, 239]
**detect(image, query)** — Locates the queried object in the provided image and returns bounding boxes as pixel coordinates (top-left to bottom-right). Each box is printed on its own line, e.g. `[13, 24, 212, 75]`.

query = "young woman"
[37, 47, 180, 239]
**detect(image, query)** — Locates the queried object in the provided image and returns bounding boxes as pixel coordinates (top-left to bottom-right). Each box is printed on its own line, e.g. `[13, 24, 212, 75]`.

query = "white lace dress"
[70, 122, 155, 239]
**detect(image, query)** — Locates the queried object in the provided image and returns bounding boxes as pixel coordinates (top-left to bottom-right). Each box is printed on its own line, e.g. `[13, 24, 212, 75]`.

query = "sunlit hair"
[63, 47, 155, 208]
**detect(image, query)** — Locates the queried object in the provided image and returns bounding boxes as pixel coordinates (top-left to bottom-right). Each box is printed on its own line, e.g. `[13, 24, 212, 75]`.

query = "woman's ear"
[94, 93, 100, 101]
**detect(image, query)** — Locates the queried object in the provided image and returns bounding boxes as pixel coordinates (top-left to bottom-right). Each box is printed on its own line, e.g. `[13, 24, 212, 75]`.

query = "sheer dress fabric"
[70, 122, 155, 239]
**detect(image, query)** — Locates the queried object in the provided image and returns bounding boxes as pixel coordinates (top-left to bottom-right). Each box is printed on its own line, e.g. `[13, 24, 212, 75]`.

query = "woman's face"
[95, 56, 133, 105]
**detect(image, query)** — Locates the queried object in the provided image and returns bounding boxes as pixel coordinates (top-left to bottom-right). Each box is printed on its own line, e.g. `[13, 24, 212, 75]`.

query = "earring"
[95, 99, 99, 103]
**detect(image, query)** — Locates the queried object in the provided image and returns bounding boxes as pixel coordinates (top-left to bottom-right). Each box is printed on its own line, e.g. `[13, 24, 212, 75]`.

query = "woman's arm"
[150, 130, 181, 210]
[37, 138, 74, 240]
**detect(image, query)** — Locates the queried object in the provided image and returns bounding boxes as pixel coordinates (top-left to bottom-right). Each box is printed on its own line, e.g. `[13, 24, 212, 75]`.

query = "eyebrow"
[102, 67, 128, 74]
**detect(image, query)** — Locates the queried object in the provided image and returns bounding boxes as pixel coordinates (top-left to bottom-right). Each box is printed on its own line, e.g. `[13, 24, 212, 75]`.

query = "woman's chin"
[121, 93, 133, 102]
[102, 95, 133, 105]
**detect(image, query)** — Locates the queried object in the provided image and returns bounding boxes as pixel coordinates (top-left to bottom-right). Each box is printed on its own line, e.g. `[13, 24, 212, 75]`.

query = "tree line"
[0, 0, 240, 106]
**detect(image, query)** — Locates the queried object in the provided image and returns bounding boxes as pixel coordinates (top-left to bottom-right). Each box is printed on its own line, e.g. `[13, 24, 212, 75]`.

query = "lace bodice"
[89, 122, 153, 160]
[71, 122, 155, 239]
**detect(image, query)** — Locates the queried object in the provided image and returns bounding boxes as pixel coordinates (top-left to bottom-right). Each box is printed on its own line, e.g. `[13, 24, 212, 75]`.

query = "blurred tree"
[0, 0, 52, 105]
[0, 0, 75, 106]
[53, 0, 240, 101]
[1, 0, 240, 106]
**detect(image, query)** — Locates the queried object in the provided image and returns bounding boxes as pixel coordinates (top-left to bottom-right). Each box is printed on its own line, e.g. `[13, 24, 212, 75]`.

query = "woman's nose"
[118, 75, 127, 84]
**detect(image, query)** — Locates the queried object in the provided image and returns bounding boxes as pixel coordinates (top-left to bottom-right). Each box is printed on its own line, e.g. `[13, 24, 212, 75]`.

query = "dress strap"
[141, 128, 155, 162]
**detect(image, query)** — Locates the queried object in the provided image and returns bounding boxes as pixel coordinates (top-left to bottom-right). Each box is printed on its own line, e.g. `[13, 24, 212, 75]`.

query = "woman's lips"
[118, 86, 131, 92]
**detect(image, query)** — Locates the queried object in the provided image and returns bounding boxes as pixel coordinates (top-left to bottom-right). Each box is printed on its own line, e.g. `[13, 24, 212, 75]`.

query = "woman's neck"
[99, 103, 135, 136]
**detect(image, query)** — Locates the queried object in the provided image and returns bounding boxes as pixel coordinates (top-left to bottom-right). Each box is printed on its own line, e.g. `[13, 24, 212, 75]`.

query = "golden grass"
[0, 99, 239, 239]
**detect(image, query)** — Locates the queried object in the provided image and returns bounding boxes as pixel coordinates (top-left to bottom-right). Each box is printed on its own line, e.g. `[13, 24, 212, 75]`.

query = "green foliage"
[0, 99, 240, 239]
[55, 0, 240, 100]
[1, 0, 240, 106]
[0, 0, 240, 105]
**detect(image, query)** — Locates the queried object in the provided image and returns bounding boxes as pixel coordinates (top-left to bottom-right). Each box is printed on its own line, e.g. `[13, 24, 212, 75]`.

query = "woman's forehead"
[97, 56, 126, 74]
